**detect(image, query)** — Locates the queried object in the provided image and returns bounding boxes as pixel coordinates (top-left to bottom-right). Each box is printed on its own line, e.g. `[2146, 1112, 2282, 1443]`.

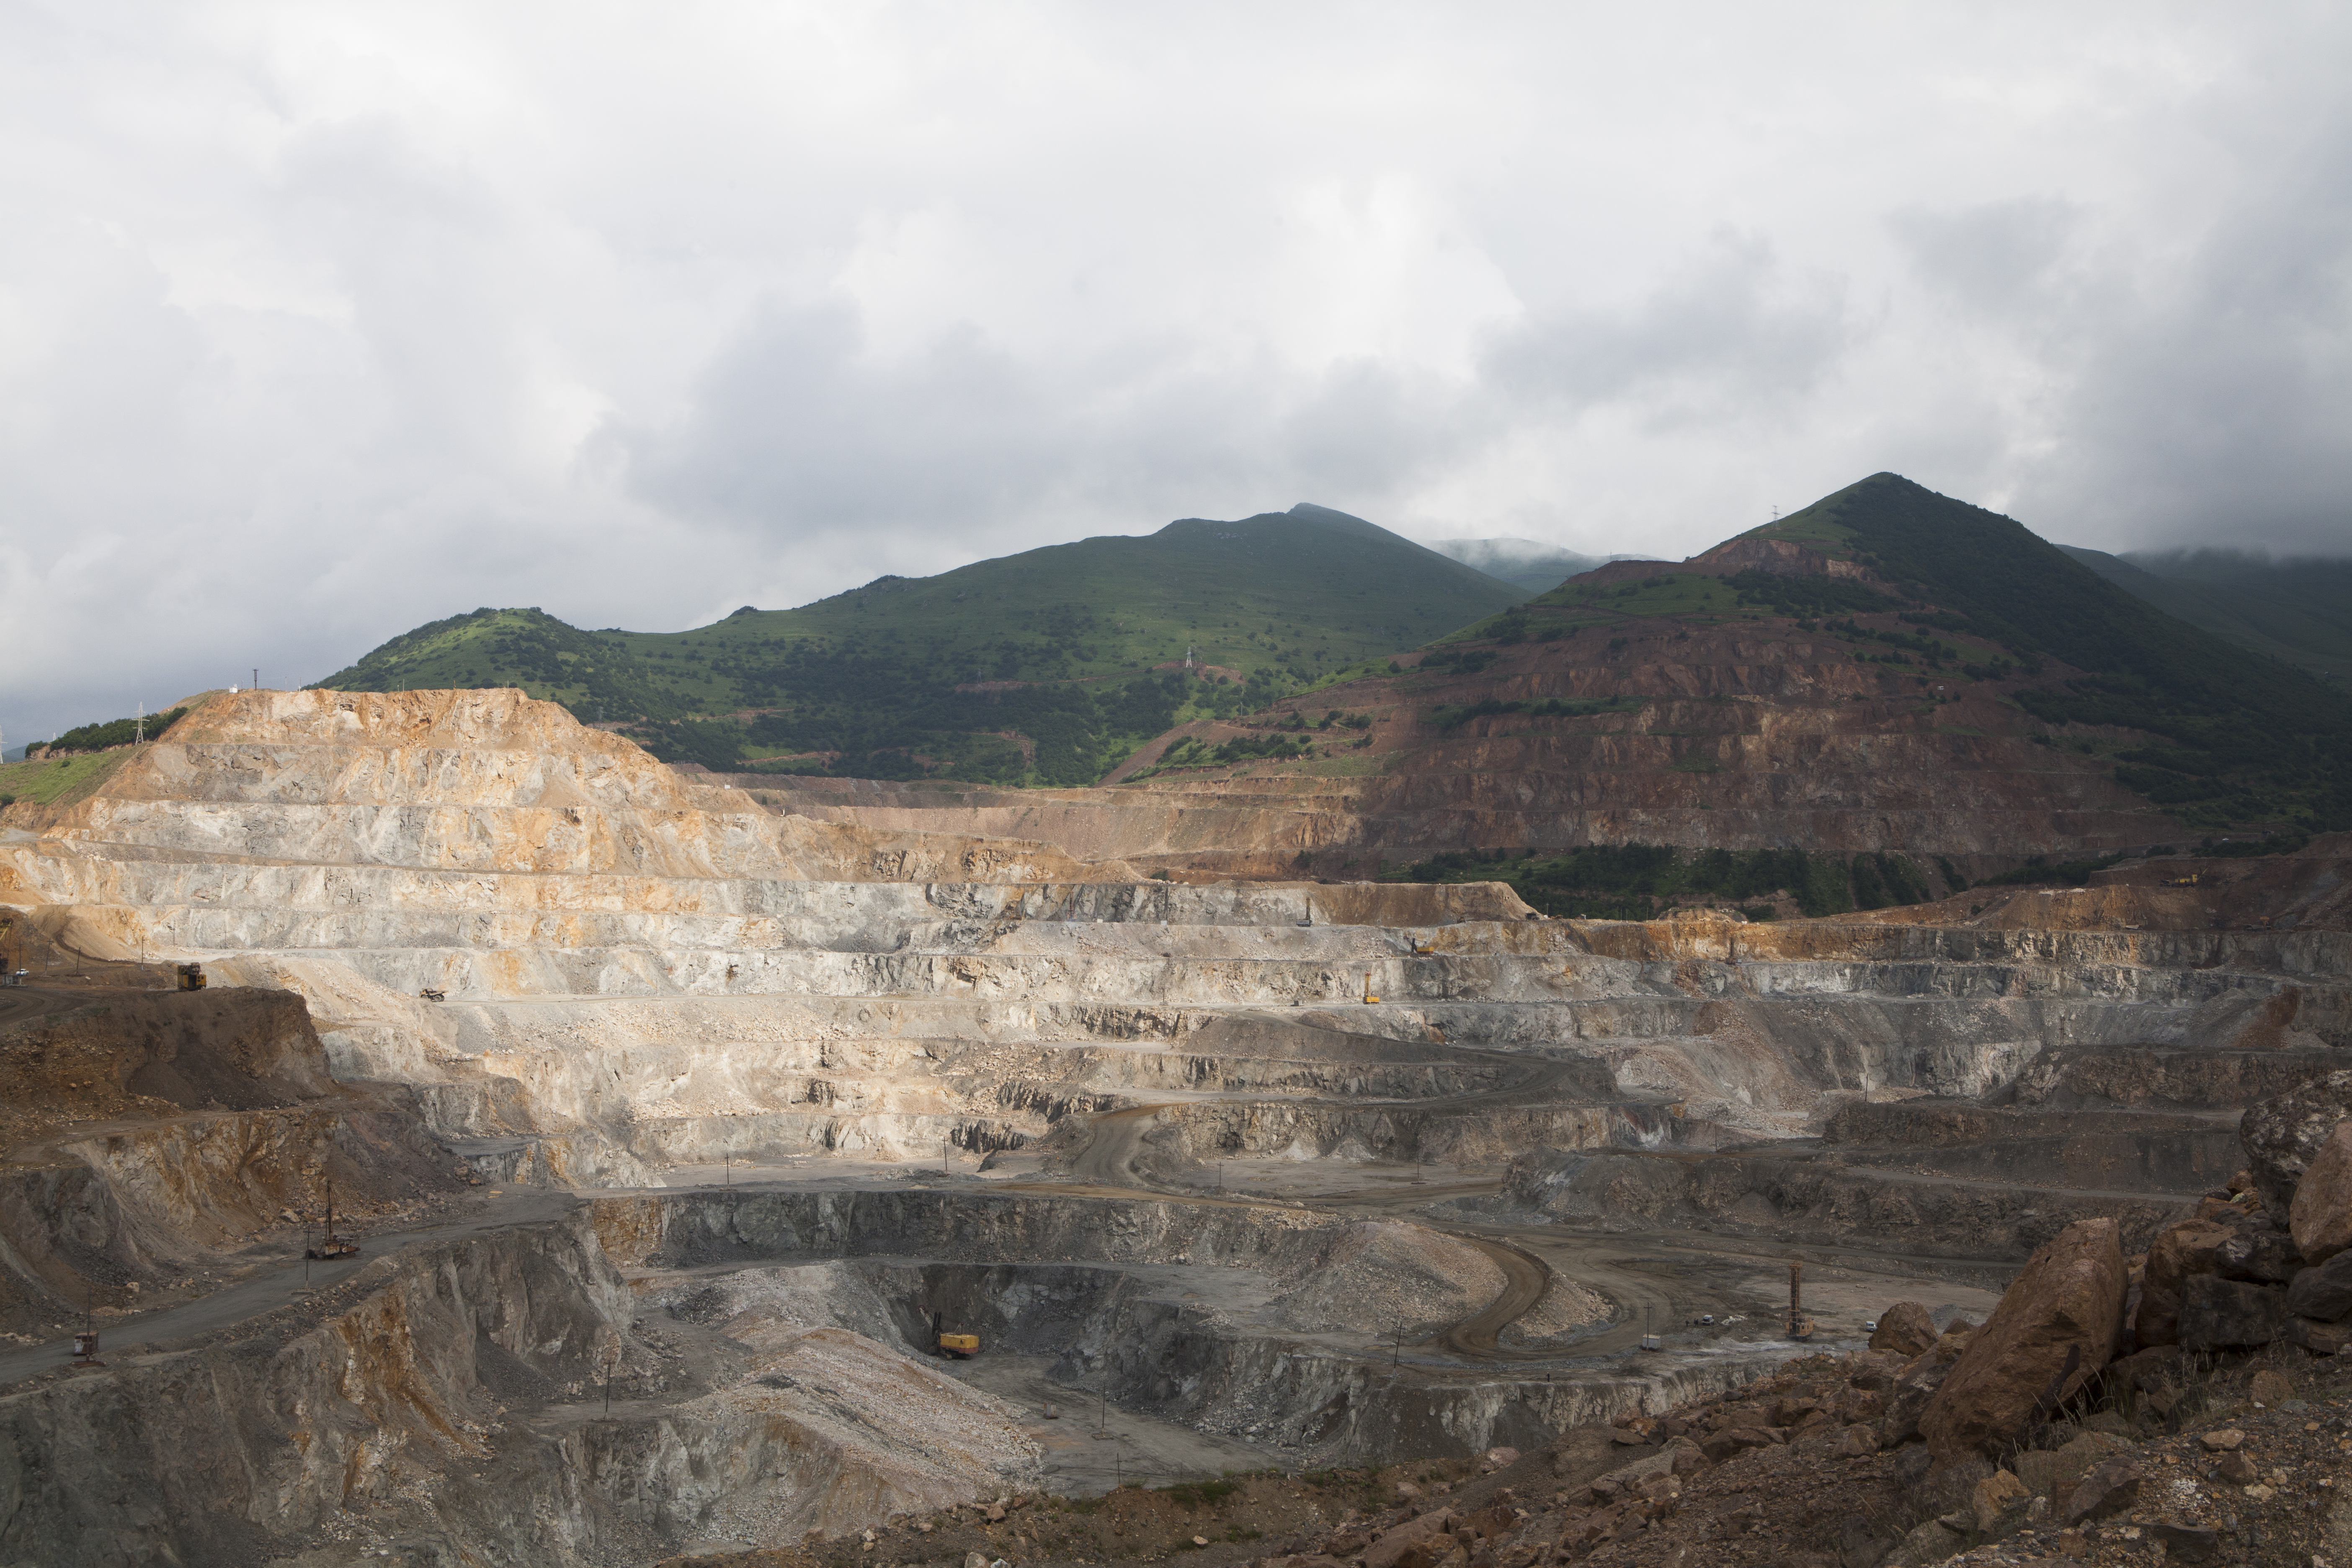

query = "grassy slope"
[311, 505, 1524, 786]
[2060, 545, 2352, 683]
[0, 749, 138, 809]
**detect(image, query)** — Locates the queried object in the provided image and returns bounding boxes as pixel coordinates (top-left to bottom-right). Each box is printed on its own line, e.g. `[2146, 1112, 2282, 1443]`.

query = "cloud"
[2, 2, 2349, 746]
[1886, 199, 2079, 313]
[1478, 233, 1854, 425]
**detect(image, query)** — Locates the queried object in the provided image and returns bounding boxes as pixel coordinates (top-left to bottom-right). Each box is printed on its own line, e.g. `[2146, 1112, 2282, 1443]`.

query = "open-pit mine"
[3, 687, 2349, 1567]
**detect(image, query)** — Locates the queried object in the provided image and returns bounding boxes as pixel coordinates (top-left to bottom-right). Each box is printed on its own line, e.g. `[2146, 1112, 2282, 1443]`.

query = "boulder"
[2242, 1069, 2352, 1218]
[2148, 1522, 2220, 1563]
[2014, 1429, 2132, 1504]
[2285, 1251, 2352, 1322]
[2289, 1318, 2349, 1355]
[2133, 1217, 2232, 1347]
[2105, 1343, 2181, 1394]
[1879, 1347, 1961, 1445]
[1970, 1469, 2028, 1533]
[2177, 1274, 2286, 1349]
[2063, 1457, 2141, 1524]
[2248, 1368, 2296, 1406]
[1919, 1219, 2127, 1460]
[1870, 1301, 1939, 1357]
[1362, 1511, 1457, 1568]
[2215, 1226, 2304, 1284]
[2289, 1119, 2352, 1264]
[1883, 1518, 1968, 1568]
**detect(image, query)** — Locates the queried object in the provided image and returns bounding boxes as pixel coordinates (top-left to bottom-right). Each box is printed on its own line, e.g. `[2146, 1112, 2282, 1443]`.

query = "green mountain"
[2058, 545, 2352, 683]
[1499, 472, 2352, 833]
[312, 504, 1526, 785]
[1426, 538, 1613, 595]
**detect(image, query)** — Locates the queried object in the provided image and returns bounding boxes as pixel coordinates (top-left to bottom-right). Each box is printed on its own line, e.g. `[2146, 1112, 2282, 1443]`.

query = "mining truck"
[175, 962, 206, 991]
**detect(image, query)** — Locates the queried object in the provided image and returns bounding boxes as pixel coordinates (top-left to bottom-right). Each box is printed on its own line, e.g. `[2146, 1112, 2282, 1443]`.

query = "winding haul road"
[1047, 1037, 1657, 1364]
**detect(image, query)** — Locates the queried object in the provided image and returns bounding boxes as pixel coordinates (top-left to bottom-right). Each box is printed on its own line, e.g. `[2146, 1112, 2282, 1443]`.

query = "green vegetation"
[2061, 546, 2352, 683]
[1976, 853, 2125, 888]
[1737, 474, 2352, 833]
[1427, 694, 1643, 732]
[1524, 572, 1747, 622]
[0, 750, 138, 810]
[1378, 843, 1938, 919]
[1722, 569, 1891, 619]
[41, 707, 186, 753]
[311, 505, 1523, 785]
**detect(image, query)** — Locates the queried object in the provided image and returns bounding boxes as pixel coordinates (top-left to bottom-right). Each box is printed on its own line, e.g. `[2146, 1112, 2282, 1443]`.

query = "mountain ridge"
[310, 503, 1527, 786]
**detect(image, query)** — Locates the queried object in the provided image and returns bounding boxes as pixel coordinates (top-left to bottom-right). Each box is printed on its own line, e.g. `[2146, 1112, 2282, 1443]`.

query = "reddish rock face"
[1921, 1218, 2128, 1460]
[2289, 1119, 2352, 1264]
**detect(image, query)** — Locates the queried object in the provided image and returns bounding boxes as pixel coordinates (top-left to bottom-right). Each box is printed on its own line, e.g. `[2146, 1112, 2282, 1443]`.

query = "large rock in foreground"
[2290, 1119, 2352, 1264]
[2134, 1217, 2232, 1347]
[2286, 1251, 2352, 1322]
[2178, 1274, 2287, 1349]
[1921, 1219, 2127, 1460]
[2243, 1072, 2352, 1218]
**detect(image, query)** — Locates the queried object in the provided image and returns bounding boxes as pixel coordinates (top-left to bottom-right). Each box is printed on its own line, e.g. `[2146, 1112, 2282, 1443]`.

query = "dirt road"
[0, 1187, 576, 1390]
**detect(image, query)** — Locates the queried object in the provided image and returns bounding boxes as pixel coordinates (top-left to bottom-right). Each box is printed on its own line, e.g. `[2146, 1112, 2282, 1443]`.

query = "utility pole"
[134, 701, 143, 744]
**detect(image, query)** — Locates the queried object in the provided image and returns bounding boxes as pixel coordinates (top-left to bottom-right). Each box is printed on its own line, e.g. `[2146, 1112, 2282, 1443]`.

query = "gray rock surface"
[2242, 1070, 2352, 1217]
[2285, 1252, 2352, 1322]
[2178, 1273, 2288, 1348]
[2215, 1225, 2304, 1284]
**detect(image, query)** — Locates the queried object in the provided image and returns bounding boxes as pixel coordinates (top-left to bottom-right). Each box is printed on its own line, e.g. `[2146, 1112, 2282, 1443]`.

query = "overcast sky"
[4, 3, 2349, 745]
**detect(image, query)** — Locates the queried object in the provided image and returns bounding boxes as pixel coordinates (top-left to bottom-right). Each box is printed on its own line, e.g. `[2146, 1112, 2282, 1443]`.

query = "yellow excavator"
[931, 1310, 979, 1359]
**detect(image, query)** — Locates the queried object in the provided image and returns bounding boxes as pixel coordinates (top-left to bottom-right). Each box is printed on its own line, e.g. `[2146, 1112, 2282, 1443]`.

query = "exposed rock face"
[2242, 1070, 2352, 1218]
[1919, 1219, 2126, 1460]
[0, 987, 462, 1317]
[2289, 1118, 2352, 1263]
[4, 683, 2350, 1562]
[1869, 1301, 1939, 1357]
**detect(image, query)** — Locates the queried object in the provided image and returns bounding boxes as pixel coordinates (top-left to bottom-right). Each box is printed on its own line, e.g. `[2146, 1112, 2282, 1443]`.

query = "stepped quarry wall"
[2, 686, 2348, 1564]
